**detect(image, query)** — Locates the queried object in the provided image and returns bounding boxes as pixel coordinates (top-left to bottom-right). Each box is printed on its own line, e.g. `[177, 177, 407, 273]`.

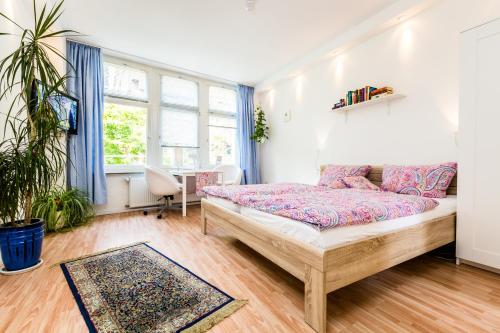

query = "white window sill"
[105, 165, 145, 174]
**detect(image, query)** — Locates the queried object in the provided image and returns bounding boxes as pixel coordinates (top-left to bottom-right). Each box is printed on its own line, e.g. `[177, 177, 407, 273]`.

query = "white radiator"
[127, 177, 162, 208]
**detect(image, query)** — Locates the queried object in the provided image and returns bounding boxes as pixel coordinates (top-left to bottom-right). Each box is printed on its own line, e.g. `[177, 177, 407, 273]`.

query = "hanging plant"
[251, 106, 269, 143]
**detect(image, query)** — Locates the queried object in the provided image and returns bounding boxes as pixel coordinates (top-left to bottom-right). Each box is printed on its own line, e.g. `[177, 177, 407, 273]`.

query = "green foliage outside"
[103, 103, 147, 165]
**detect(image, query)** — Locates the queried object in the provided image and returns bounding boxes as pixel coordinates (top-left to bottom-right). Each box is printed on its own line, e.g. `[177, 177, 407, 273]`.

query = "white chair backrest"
[213, 164, 242, 185]
[145, 166, 181, 196]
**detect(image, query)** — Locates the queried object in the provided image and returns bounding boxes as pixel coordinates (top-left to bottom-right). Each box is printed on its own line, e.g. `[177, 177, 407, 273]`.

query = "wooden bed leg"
[201, 206, 207, 235]
[304, 265, 327, 333]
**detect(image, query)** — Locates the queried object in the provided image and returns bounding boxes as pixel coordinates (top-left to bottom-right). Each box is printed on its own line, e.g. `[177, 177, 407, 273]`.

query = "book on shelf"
[332, 101, 343, 109]
[333, 86, 394, 110]
[371, 92, 393, 99]
[370, 87, 393, 98]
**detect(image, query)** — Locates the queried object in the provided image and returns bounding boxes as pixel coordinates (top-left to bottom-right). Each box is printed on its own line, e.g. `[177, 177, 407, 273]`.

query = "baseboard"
[95, 201, 201, 216]
[95, 207, 151, 216]
[458, 258, 500, 275]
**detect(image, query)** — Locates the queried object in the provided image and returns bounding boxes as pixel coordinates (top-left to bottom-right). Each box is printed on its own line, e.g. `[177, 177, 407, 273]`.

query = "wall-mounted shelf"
[332, 93, 406, 112]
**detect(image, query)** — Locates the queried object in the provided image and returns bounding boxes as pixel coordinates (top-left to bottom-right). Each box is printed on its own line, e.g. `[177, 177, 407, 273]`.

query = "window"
[209, 86, 237, 112]
[161, 76, 198, 108]
[208, 87, 237, 165]
[104, 62, 148, 102]
[161, 76, 199, 169]
[102, 56, 238, 172]
[103, 61, 149, 171]
[103, 103, 147, 166]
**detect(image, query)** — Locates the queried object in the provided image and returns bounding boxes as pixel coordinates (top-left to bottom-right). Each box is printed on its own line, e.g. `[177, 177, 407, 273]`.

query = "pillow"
[381, 162, 457, 198]
[343, 176, 380, 191]
[318, 165, 372, 189]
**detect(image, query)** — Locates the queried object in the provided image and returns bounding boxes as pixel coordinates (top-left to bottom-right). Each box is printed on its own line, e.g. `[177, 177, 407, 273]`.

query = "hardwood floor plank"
[1, 208, 499, 332]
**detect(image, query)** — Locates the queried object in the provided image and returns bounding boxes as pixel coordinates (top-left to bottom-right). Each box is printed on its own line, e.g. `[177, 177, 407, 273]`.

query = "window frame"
[103, 97, 149, 174]
[159, 74, 201, 170]
[207, 85, 238, 167]
[160, 74, 200, 149]
[103, 61, 149, 103]
[103, 58, 151, 174]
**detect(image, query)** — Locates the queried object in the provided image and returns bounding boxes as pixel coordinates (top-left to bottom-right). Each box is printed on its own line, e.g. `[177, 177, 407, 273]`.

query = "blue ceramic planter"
[0, 219, 44, 271]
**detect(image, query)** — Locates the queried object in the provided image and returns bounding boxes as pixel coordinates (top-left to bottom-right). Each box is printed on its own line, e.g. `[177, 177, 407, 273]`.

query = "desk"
[172, 170, 224, 217]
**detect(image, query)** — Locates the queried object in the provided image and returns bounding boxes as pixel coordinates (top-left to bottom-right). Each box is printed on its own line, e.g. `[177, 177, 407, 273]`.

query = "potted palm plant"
[0, 1, 75, 273]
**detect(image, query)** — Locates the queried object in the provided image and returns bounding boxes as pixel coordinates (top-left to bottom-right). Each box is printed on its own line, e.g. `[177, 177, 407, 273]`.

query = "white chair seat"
[212, 164, 242, 186]
[144, 166, 182, 218]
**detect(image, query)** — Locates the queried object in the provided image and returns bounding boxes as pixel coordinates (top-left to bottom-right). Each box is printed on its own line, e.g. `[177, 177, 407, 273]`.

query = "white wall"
[96, 174, 129, 215]
[256, 0, 500, 185]
[0, 0, 34, 139]
[96, 174, 197, 215]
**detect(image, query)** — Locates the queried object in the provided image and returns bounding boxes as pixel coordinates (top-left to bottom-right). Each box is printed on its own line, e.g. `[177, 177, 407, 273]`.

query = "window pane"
[209, 86, 236, 113]
[162, 147, 198, 169]
[161, 76, 198, 108]
[209, 126, 237, 165]
[162, 147, 175, 167]
[103, 103, 147, 165]
[161, 107, 198, 147]
[209, 114, 236, 128]
[104, 62, 148, 101]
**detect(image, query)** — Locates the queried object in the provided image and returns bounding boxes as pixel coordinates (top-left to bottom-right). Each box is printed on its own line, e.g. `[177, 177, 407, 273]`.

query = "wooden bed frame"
[200, 166, 457, 333]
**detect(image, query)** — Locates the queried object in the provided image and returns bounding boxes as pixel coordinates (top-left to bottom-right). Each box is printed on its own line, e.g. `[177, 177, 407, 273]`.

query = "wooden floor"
[1, 208, 500, 333]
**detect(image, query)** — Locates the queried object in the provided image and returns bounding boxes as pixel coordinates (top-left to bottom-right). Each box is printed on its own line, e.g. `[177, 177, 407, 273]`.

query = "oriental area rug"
[60, 242, 246, 332]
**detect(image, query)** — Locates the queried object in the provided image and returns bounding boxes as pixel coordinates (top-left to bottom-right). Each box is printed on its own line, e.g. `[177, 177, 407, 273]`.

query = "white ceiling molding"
[255, 0, 440, 92]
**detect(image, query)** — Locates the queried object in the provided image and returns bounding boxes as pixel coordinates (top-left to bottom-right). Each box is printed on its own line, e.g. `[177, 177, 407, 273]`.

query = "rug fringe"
[182, 299, 248, 333]
[50, 241, 149, 268]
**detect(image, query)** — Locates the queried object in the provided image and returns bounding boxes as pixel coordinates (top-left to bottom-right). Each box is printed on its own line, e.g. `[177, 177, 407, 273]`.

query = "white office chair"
[212, 164, 243, 185]
[144, 166, 182, 219]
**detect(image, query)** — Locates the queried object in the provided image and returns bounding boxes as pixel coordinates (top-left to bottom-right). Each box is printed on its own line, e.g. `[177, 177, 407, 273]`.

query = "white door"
[457, 18, 500, 269]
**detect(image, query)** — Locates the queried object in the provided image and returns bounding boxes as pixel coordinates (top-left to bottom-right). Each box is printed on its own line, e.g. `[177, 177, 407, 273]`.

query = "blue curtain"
[237, 85, 261, 184]
[66, 41, 107, 204]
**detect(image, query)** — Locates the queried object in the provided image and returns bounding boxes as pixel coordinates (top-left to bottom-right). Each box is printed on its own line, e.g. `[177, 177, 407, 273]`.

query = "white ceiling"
[60, 0, 398, 85]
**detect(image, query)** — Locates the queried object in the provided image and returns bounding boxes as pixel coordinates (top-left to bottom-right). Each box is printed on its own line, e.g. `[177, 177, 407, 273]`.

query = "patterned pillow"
[381, 162, 457, 198]
[318, 165, 372, 189]
[343, 176, 380, 191]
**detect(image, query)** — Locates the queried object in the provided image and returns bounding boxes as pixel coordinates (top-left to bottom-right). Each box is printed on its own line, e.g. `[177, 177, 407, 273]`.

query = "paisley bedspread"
[203, 184, 439, 231]
[203, 183, 324, 200]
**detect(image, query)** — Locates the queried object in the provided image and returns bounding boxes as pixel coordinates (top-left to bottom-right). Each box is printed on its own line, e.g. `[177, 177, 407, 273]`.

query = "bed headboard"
[319, 165, 457, 196]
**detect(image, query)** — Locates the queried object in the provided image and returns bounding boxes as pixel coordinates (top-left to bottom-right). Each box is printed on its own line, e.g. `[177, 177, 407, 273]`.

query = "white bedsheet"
[206, 195, 241, 213]
[206, 195, 456, 250]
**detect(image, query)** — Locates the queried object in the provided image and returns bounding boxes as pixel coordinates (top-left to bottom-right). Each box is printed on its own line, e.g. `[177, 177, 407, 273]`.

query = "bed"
[200, 166, 457, 333]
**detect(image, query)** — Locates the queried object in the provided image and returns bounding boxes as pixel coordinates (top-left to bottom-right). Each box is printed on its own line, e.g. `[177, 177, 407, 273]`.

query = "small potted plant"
[33, 188, 95, 232]
[251, 106, 269, 143]
[0, 1, 75, 273]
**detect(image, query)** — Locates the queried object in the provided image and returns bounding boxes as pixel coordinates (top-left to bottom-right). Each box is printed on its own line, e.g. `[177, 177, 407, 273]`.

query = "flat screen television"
[31, 80, 79, 135]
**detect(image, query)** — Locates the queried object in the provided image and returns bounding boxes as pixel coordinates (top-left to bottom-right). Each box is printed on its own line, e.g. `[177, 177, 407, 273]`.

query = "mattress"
[206, 195, 456, 250]
[206, 195, 241, 213]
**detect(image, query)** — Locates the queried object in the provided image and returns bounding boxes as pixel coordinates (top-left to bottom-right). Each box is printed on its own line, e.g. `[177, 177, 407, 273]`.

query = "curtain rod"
[66, 38, 239, 86]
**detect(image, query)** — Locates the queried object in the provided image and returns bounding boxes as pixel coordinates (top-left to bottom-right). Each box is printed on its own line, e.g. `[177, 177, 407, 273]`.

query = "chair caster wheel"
[143, 211, 148, 215]
[157, 214, 162, 219]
